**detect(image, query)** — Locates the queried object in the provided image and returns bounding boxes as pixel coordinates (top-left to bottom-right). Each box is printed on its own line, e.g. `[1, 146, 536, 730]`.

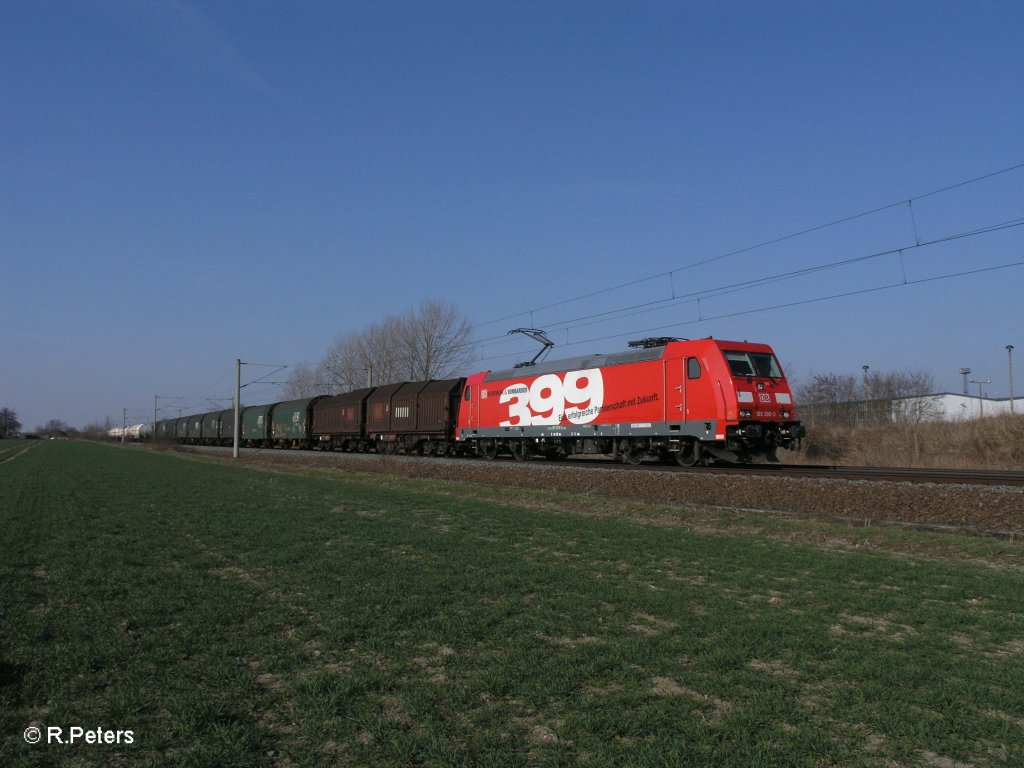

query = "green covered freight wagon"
[217, 408, 235, 446]
[241, 404, 273, 447]
[187, 413, 205, 444]
[270, 396, 328, 448]
[201, 411, 222, 445]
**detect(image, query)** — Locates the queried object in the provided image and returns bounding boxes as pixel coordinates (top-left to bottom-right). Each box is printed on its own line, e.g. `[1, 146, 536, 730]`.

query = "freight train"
[134, 337, 804, 465]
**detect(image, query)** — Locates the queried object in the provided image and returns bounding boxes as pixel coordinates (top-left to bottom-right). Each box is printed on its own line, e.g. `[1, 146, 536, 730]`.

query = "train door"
[665, 359, 686, 421]
[463, 382, 477, 430]
[682, 356, 716, 433]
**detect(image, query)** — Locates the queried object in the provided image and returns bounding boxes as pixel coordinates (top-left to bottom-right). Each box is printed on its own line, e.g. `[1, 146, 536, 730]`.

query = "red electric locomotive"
[457, 337, 804, 464]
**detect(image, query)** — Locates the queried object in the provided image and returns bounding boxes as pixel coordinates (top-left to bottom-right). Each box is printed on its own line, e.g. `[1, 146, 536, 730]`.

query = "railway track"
[651, 463, 1024, 487]
[177, 444, 1024, 487]
[530, 456, 1024, 486]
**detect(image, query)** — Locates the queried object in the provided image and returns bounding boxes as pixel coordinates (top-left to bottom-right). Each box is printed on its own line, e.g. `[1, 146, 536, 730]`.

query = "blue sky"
[3, 0, 1022, 430]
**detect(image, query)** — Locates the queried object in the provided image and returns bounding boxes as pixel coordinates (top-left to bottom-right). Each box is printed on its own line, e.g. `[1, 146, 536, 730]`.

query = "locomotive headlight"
[780, 410, 790, 419]
[739, 409, 752, 418]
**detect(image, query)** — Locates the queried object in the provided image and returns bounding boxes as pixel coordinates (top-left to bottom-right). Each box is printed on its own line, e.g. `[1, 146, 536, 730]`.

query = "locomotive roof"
[483, 346, 667, 382]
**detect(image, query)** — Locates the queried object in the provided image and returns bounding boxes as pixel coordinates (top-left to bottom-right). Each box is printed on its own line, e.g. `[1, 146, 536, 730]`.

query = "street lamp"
[969, 379, 991, 418]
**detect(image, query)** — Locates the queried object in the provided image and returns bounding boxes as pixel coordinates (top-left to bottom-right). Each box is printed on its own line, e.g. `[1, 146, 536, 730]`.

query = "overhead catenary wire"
[460, 214, 1024, 355]
[165, 162, 1023, 403]
[470, 160, 1024, 332]
[469, 259, 1024, 365]
[571, 259, 1024, 348]
[550, 216, 1024, 335]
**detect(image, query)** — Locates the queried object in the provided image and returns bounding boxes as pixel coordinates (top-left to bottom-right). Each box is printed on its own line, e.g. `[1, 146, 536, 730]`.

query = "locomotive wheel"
[481, 440, 499, 460]
[621, 446, 644, 465]
[675, 441, 701, 467]
[509, 440, 530, 461]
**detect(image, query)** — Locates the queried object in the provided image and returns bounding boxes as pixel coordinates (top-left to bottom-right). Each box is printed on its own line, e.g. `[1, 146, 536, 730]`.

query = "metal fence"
[799, 399, 895, 429]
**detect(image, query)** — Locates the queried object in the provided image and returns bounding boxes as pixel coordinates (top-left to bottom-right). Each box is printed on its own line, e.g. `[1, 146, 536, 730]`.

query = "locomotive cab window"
[724, 350, 783, 379]
[687, 358, 702, 379]
[464, 386, 472, 401]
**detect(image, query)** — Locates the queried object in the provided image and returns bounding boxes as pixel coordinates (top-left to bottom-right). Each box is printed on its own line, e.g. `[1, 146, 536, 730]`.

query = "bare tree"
[796, 373, 859, 404]
[284, 361, 329, 398]
[796, 368, 940, 426]
[318, 317, 402, 391]
[38, 419, 69, 437]
[0, 407, 22, 437]
[870, 370, 939, 423]
[318, 300, 474, 392]
[798, 369, 935, 405]
[863, 370, 935, 401]
[398, 299, 474, 380]
[358, 314, 406, 385]
[80, 420, 111, 440]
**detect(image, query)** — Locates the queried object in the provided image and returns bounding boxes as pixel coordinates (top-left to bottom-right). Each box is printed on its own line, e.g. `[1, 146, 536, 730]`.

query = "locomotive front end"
[716, 345, 805, 462]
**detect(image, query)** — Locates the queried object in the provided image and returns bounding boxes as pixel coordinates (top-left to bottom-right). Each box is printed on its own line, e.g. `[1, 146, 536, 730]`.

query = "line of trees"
[795, 368, 939, 425]
[285, 299, 475, 397]
[38, 419, 72, 437]
[0, 410, 77, 438]
[796, 369, 935, 404]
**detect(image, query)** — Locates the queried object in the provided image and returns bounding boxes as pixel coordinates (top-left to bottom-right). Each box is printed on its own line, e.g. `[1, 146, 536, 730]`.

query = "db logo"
[759, 393, 771, 403]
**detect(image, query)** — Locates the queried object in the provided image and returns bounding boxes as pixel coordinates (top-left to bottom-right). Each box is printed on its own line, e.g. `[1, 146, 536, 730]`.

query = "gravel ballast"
[208, 449, 1024, 536]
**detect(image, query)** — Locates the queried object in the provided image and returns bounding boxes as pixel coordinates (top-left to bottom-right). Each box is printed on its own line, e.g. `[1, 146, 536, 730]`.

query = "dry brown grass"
[792, 413, 1024, 469]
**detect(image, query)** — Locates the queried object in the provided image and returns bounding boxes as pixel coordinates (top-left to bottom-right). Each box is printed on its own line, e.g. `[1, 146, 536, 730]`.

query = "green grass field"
[2, 440, 1023, 767]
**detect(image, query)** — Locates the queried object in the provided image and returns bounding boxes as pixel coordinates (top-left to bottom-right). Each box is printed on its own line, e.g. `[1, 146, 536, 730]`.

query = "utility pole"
[969, 379, 991, 418]
[122, 408, 127, 444]
[231, 358, 288, 458]
[1008, 345, 1016, 414]
[233, 358, 241, 459]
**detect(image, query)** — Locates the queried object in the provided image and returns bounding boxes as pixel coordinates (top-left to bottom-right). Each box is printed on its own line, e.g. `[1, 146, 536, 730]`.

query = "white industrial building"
[893, 393, 1024, 421]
